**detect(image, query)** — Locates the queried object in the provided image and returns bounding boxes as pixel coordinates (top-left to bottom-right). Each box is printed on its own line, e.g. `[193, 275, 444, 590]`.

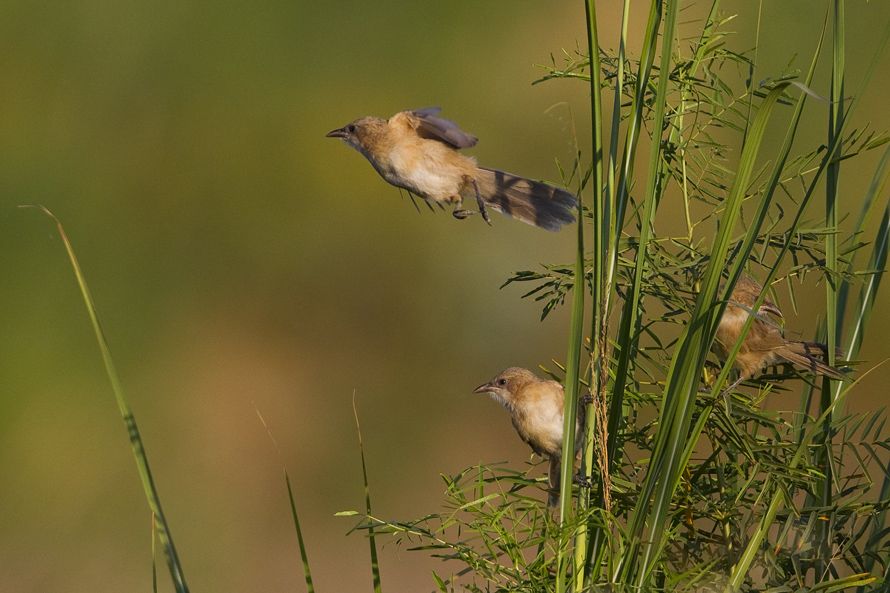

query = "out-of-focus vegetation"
[2, 1, 889, 592]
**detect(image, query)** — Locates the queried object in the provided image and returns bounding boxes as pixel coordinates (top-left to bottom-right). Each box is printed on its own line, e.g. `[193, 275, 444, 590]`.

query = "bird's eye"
[346, 124, 356, 134]
[497, 378, 507, 386]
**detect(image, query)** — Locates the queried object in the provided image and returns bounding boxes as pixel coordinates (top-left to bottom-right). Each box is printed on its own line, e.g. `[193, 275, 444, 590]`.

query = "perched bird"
[714, 276, 845, 381]
[473, 367, 582, 506]
[326, 107, 578, 231]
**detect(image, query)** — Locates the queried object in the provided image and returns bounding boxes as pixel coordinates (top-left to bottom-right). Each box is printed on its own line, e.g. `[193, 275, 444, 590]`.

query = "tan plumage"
[473, 367, 583, 507]
[326, 108, 577, 231]
[714, 276, 845, 380]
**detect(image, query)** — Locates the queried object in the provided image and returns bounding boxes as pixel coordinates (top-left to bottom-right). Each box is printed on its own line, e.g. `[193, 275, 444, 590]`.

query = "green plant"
[344, 2, 890, 591]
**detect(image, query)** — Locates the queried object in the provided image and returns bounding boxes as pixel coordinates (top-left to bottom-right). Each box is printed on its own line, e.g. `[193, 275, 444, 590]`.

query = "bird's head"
[326, 116, 387, 153]
[473, 367, 540, 408]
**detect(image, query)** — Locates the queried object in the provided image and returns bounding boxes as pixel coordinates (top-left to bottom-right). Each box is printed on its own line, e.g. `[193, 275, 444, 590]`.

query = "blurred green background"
[2, 1, 889, 591]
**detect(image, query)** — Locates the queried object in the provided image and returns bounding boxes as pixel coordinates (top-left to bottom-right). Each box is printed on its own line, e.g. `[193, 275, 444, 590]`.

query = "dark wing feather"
[410, 107, 478, 149]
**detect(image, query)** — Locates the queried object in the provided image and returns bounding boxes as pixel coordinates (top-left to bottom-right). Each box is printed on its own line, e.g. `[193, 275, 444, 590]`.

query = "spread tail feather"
[777, 341, 846, 380]
[474, 167, 577, 231]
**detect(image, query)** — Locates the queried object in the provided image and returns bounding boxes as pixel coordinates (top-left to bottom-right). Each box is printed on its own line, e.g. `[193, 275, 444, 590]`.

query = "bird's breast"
[513, 398, 564, 457]
[385, 143, 472, 202]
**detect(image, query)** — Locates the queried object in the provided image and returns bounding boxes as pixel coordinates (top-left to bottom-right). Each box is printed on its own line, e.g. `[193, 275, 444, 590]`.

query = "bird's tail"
[474, 167, 578, 232]
[776, 340, 846, 380]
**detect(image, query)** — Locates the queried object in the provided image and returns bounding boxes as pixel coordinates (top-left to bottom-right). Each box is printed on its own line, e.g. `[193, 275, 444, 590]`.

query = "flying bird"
[473, 367, 583, 507]
[714, 276, 845, 381]
[326, 107, 578, 231]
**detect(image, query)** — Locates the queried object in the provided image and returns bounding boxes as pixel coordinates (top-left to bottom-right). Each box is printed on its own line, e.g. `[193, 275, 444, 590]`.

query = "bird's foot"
[452, 209, 475, 220]
[573, 473, 594, 488]
[580, 392, 594, 405]
[471, 178, 492, 226]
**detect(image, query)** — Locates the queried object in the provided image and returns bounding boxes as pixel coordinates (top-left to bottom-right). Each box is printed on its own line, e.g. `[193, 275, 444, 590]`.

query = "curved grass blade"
[21, 205, 189, 593]
[353, 393, 383, 593]
[255, 406, 316, 592]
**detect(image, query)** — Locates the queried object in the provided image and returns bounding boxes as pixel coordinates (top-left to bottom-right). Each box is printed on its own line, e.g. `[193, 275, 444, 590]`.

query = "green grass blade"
[353, 393, 382, 593]
[847, 202, 889, 361]
[838, 141, 890, 359]
[577, 0, 606, 588]
[818, 1, 846, 577]
[255, 406, 316, 592]
[555, 112, 586, 593]
[22, 205, 189, 593]
[610, 0, 660, 257]
[285, 472, 316, 593]
[152, 515, 159, 593]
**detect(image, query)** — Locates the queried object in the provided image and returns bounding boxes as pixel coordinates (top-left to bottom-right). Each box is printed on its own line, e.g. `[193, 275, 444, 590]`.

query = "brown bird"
[714, 276, 845, 381]
[326, 107, 578, 231]
[473, 367, 583, 506]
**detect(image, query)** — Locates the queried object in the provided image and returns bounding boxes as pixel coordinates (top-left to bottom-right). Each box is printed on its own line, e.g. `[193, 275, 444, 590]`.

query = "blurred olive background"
[2, 2, 889, 591]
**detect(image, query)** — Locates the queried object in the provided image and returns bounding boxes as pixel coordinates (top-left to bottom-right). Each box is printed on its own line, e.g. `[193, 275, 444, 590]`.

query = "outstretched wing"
[409, 107, 478, 149]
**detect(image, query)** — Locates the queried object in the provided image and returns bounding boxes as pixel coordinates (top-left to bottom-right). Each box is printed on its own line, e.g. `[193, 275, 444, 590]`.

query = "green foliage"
[344, 2, 890, 592]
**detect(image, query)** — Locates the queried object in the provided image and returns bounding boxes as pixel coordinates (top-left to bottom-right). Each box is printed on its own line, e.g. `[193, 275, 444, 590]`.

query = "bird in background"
[473, 367, 583, 507]
[326, 107, 578, 231]
[714, 276, 846, 381]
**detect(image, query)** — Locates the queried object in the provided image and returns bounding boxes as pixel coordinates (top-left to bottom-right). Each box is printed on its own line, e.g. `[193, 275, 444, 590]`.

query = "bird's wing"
[408, 107, 479, 149]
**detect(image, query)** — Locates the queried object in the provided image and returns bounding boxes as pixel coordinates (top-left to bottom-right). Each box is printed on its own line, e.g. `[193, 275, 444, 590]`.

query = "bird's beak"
[325, 127, 348, 139]
[473, 382, 493, 394]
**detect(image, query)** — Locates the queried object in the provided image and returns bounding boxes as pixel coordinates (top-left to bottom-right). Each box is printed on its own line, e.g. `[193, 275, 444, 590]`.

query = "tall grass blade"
[554, 105, 586, 593]
[817, 0, 846, 577]
[353, 393, 383, 593]
[285, 473, 316, 593]
[254, 405, 316, 592]
[22, 205, 189, 593]
[836, 145, 890, 352]
[576, 0, 606, 588]
[847, 203, 889, 360]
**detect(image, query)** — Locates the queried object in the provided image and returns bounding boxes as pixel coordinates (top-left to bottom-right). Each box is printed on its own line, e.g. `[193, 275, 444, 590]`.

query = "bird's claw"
[452, 209, 474, 220]
[480, 206, 492, 226]
[573, 474, 594, 488]
[580, 392, 594, 405]
[452, 207, 491, 225]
